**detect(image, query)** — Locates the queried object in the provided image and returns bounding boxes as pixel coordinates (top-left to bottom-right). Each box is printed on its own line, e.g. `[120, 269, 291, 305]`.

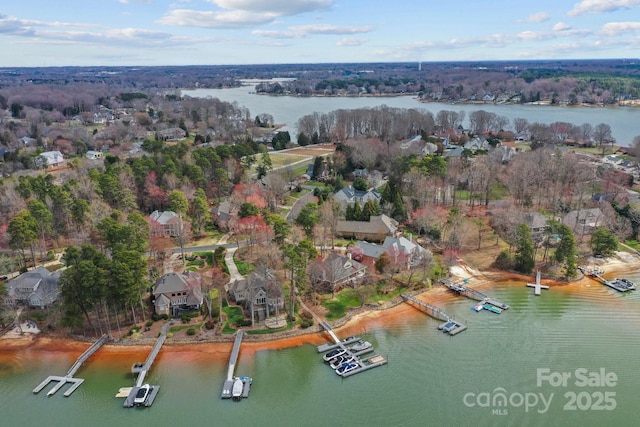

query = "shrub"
[205, 320, 216, 330]
[145, 320, 153, 327]
[236, 319, 252, 327]
[180, 313, 191, 324]
[494, 249, 514, 270]
[300, 318, 314, 329]
[186, 328, 197, 336]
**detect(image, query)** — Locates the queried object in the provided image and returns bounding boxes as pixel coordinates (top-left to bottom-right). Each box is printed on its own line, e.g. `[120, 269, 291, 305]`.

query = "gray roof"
[334, 185, 381, 204]
[309, 253, 367, 285]
[336, 214, 398, 237]
[6, 266, 61, 307]
[149, 210, 179, 225]
[153, 271, 203, 305]
[356, 241, 386, 259]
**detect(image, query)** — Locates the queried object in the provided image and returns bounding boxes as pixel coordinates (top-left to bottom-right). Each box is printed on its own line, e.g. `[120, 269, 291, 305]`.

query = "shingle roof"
[336, 214, 398, 236]
[149, 210, 179, 225]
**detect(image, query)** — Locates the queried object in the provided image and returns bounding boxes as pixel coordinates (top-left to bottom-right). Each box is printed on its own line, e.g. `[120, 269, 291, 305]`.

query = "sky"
[0, 0, 639, 67]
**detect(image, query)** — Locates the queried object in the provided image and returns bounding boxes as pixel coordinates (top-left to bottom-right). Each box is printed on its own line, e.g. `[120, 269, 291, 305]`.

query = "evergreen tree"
[361, 200, 380, 221]
[591, 227, 618, 257]
[514, 224, 535, 274]
[297, 132, 310, 146]
[312, 156, 323, 180]
[352, 202, 362, 221]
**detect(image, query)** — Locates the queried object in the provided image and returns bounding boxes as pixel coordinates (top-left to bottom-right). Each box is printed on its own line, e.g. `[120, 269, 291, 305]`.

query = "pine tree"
[514, 224, 535, 274]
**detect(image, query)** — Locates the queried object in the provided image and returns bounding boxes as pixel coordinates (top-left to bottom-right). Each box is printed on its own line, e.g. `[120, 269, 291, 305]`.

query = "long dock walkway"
[440, 279, 509, 310]
[401, 294, 467, 335]
[319, 321, 341, 344]
[33, 334, 109, 397]
[221, 331, 252, 399]
[123, 323, 169, 408]
[578, 266, 637, 292]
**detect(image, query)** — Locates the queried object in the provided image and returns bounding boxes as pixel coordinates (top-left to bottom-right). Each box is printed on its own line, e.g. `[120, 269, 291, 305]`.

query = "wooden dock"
[317, 321, 387, 378]
[221, 331, 252, 400]
[340, 354, 388, 378]
[33, 334, 108, 397]
[526, 271, 549, 296]
[440, 279, 509, 310]
[122, 323, 169, 407]
[578, 266, 637, 292]
[401, 294, 467, 335]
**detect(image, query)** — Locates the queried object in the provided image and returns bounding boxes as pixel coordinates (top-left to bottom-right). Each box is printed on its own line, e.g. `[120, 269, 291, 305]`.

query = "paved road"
[286, 190, 316, 222]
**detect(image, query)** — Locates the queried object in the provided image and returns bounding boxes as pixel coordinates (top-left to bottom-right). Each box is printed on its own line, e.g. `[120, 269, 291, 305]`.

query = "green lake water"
[2, 277, 639, 427]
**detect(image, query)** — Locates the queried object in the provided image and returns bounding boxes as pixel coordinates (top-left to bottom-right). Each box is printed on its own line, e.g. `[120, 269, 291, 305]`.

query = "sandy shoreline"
[2, 252, 639, 355]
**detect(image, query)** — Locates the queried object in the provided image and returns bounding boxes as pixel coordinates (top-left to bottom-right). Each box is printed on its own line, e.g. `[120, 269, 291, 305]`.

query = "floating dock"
[578, 266, 637, 292]
[401, 294, 467, 335]
[221, 331, 252, 400]
[440, 279, 509, 310]
[317, 321, 387, 377]
[33, 334, 108, 397]
[121, 323, 168, 408]
[526, 271, 549, 296]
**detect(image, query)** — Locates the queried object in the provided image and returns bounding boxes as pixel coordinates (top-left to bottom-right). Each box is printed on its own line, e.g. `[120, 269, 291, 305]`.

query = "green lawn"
[169, 322, 203, 334]
[235, 260, 255, 275]
[322, 288, 362, 321]
[222, 305, 244, 334]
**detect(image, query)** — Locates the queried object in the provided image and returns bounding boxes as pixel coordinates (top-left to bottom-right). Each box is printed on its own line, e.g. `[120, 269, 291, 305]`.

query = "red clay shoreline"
[2, 254, 639, 356]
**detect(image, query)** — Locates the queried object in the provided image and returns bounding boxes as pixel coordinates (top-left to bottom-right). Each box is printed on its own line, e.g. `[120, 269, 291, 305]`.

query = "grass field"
[253, 152, 311, 170]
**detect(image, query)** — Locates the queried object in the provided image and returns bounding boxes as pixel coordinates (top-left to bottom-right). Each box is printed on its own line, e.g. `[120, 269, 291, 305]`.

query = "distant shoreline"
[248, 92, 640, 108]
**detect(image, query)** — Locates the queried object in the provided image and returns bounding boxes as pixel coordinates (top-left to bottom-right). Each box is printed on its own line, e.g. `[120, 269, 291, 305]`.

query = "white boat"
[330, 355, 355, 370]
[232, 378, 244, 399]
[133, 384, 150, 405]
[350, 340, 372, 352]
[323, 348, 347, 362]
[336, 362, 359, 376]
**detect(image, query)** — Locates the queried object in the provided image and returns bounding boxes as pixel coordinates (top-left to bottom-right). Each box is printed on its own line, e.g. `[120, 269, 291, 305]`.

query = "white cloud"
[553, 22, 572, 31]
[208, 0, 332, 15]
[253, 24, 373, 39]
[158, 9, 277, 28]
[336, 37, 367, 47]
[252, 29, 297, 38]
[567, 0, 640, 17]
[526, 12, 550, 23]
[600, 21, 640, 35]
[288, 24, 373, 35]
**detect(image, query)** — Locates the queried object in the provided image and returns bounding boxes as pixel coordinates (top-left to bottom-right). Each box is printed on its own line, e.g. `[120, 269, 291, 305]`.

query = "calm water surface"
[2, 276, 640, 427]
[182, 87, 640, 145]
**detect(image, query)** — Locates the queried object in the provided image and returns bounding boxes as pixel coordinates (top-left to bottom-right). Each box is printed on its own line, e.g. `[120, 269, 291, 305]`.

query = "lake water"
[182, 87, 640, 146]
[2, 275, 640, 427]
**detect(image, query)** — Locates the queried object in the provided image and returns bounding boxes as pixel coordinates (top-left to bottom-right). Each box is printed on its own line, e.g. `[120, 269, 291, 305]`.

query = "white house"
[38, 151, 65, 168]
[86, 150, 103, 160]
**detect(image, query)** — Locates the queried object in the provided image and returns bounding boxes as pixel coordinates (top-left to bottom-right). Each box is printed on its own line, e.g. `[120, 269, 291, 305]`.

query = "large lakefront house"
[3, 266, 61, 309]
[228, 265, 284, 326]
[153, 272, 204, 317]
[335, 214, 398, 242]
